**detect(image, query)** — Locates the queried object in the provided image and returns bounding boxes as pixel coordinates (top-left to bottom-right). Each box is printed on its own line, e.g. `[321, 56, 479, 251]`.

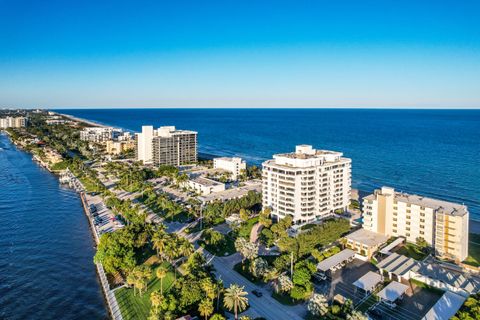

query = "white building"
[79, 127, 123, 143]
[213, 157, 246, 180]
[0, 116, 27, 129]
[136, 125, 155, 164]
[262, 145, 352, 224]
[183, 176, 225, 196]
[363, 187, 469, 262]
[136, 125, 197, 166]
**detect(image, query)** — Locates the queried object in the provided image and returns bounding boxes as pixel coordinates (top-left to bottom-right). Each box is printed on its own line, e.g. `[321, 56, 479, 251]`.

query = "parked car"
[89, 204, 97, 213]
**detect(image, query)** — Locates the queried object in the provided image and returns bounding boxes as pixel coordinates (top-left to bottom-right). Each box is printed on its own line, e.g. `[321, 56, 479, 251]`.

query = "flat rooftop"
[346, 228, 389, 247]
[317, 249, 355, 272]
[276, 149, 342, 160]
[377, 281, 409, 302]
[198, 181, 262, 203]
[353, 271, 383, 292]
[423, 291, 466, 320]
[364, 187, 468, 217]
[190, 176, 223, 187]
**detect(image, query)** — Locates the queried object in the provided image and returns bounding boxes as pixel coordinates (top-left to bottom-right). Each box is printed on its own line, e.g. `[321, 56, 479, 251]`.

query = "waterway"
[0, 133, 107, 319]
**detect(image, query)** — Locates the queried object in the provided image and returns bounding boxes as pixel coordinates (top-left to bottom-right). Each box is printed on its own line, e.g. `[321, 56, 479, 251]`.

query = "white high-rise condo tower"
[135, 125, 155, 164]
[262, 145, 351, 225]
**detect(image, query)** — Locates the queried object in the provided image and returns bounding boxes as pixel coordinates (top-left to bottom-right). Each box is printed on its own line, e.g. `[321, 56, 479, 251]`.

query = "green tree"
[198, 299, 214, 320]
[223, 284, 249, 320]
[150, 290, 163, 314]
[156, 266, 168, 294]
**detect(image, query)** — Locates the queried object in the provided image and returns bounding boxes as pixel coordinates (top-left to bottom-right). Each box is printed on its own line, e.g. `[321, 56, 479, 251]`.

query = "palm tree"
[198, 299, 214, 320]
[150, 290, 163, 314]
[223, 284, 248, 320]
[156, 266, 168, 294]
[152, 230, 168, 260]
[179, 239, 194, 258]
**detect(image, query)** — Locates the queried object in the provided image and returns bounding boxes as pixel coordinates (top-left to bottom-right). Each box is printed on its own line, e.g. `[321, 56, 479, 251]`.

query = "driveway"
[210, 254, 306, 320]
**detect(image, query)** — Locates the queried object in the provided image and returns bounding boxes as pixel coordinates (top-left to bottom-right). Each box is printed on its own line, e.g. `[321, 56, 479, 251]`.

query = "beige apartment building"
[105, 140, 135, 155]
[363, 186, 469, 262]
[262, 145, 351, 224]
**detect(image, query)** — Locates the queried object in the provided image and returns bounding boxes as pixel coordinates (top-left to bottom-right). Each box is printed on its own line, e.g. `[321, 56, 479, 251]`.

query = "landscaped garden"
[396, 242, 428, 260]
[115, 261, 175, 320]
[198, 229, 237, 256]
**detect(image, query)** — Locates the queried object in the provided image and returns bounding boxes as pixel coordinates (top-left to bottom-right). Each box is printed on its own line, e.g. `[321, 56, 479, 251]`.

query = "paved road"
[210, 253, 306, 320]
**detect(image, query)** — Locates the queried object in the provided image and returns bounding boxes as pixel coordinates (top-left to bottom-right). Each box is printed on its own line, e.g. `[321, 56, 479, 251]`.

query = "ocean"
[0, 133, 107, 319]
[56, 108, 480, 221]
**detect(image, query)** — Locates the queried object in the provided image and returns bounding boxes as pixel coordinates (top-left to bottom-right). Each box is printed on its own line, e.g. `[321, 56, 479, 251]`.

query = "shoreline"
[3, 132, 120, 319]
[5, 126, 480, 235]
[58, 112, 110, 128]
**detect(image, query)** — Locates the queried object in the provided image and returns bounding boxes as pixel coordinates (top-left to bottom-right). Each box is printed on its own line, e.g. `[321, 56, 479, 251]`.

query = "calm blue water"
[0, 134, 107, 319]
[57, 108, 480, 220]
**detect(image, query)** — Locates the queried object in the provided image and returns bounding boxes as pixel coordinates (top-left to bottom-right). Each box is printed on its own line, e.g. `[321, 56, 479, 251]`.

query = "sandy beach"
[59, 112, 109, 128]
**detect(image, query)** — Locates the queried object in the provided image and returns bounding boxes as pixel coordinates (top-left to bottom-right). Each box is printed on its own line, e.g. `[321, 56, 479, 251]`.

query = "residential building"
[363, 186, 469, 262]
[262, 145, 352, 224]
[105, 140, 135, 155]
[136, 125, 155, 164]
[79, 127, 123, 143]
[213, 157, 246, 180]
[152, 126, 197, 166]
[183, 176, 225, 196]
[0, 116, 27, 128]
[136, 125, 197, 166]
[345, 228, 389, 259]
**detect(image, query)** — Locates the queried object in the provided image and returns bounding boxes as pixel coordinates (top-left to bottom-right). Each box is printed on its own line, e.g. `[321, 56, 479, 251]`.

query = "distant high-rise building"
[135, 125, 155, 164]
[0, 116, 27, 129]
[363, 186, 469, 262]
[152, 126, 197, 166]
[136, 125, 197, 166]
[262, 145, 351, 224]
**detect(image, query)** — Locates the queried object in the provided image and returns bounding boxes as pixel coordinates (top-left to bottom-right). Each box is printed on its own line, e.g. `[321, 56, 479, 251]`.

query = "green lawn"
[410, 279, 444, 294]
[115, 262, 175, 320]
[396, 243, 428, 260]
[463, 233, 480, 267]
[199, 235, 236, 256]
[238, 216, 259, 238]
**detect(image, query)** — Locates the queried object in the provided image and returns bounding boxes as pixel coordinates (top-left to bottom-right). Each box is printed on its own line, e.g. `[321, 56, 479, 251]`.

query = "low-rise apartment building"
[363, 186, 469, 262]
[105, 140, 135, 155]
[183, 176, 225, 196]
[79, 127, 123, 143]
[262, 145, 351, 224]
[213, 157, 246, 180]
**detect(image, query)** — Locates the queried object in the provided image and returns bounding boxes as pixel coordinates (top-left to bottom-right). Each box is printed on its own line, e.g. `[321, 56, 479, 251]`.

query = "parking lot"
[368, 283, 443, 320]
[315, 258, 378, 305]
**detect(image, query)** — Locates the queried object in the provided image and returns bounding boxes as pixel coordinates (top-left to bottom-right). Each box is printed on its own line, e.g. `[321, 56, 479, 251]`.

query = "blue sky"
[1, 0, 479, 108]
